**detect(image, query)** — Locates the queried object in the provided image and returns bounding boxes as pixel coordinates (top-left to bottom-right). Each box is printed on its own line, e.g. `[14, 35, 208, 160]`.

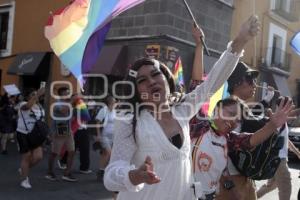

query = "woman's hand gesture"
[129, 156, 161, 185]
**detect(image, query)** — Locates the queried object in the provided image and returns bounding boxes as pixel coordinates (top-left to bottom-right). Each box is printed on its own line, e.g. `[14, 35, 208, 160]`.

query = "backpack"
[229, 132, 283, 180]
[228, 103, 284, 180]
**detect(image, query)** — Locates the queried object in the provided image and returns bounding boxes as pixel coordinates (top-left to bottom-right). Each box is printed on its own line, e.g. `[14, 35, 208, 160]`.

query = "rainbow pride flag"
[207, 82, 229, 116]
[200, 75, 229, 117]
[173, 57, 184, 85]
[71, 97, 91, 134]
[45, 0, 145, 85]
[290, 31, 300, 56]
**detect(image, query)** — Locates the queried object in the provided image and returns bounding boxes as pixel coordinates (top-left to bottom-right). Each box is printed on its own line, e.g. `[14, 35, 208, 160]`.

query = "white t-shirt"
[96, 106, 115, 136]
[278, 123, 289, 159]
[192, 129, 228, 194]
[17, 102, 45, 134]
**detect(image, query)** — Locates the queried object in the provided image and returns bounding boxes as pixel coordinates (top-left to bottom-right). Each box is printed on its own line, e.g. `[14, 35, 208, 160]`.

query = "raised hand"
[287, 108, 300, 119]
[192, 23, 204, 45]
[37, 87, 45, 97]
[231, 15, 261, 53]
[237, 15, 260, 43]
[269, 98, 294, 128]
[129, 156, 161, 185]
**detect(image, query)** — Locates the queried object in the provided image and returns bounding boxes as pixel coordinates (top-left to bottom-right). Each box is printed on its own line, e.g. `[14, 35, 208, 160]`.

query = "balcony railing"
[272, 0, 300, 22]
[264, 47, 291, 72]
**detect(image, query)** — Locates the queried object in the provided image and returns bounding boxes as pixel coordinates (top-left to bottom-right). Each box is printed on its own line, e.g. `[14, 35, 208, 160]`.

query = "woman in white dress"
[104, 16, 260, 200]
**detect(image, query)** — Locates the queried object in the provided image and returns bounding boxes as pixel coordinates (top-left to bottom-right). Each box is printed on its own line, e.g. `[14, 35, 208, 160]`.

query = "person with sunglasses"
[215, 62, 279, 200]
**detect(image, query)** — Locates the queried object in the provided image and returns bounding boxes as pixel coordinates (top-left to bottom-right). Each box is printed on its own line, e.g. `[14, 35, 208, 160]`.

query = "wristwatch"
[223, 180, 235, 190]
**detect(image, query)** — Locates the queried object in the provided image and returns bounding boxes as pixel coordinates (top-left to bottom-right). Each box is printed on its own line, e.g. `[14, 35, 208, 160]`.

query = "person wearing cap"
[216, 62, 276, 200]
[227, 61, 275, 107]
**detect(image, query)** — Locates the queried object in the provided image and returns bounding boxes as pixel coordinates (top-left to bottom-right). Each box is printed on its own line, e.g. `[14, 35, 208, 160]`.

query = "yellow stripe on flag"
[49, 18, 88, 56]
[208, 85, 224, 117]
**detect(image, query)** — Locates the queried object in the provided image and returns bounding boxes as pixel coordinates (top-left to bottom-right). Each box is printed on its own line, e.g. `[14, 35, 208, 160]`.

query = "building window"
[270, 0, 300, 22]
[271, 35, 283, 66]
[0, 12, 9, 50]
[271, 0, 291, 12]
[0, 3, 15, 57]
[266, 23, 289, 71]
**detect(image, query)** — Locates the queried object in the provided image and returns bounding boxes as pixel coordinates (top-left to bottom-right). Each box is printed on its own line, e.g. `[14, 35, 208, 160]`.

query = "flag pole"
[182, 0, 210, 56]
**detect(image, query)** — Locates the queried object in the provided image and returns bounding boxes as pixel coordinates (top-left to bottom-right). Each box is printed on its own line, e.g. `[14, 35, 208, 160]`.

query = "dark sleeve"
[227, 132, 252, 151]
[250, 100, 270, 116]
[188, 79, 210, 139]
[189, 109, 210, 140]
[240, 102, 269, 133]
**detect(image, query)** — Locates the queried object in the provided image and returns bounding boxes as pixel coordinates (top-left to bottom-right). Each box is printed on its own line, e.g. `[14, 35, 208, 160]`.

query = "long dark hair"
[121, 57, 182, 141]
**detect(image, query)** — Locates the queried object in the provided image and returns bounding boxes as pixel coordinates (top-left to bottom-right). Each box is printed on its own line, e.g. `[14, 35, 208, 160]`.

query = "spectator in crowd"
[0, 93, 17, 154]
[16, 87, 46, 189]
[71, 94, 92, 174]
[95, 95, 117, 181]
[45, 87, 77, 182]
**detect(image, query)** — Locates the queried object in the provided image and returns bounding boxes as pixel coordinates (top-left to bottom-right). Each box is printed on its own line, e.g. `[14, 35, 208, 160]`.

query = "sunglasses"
[244, 76, 257, 86]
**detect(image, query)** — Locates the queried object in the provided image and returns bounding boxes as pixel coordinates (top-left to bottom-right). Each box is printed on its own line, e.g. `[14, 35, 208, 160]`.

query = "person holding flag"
[104, 15, 260, 200]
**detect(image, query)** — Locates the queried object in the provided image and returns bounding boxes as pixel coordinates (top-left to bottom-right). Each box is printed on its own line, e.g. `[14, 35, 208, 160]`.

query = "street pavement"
[0, 141, 113, 200]
[256, 161, 300, 200]
[0, 141, 299, 200]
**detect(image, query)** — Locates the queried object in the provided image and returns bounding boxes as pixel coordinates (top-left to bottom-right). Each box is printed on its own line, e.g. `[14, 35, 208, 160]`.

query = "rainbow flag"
[200, 75, 229, 116]
[71, 97, 91, 134]
[45, 0, 145, 86]
[290, 31, 300, 56]
[173, 57, 184, 85]
[207, 81, 229, 116]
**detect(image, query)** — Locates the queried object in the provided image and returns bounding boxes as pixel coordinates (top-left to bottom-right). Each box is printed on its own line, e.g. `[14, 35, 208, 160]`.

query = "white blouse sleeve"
[174, 42, 244, 120]
[104, 113, 144, 192]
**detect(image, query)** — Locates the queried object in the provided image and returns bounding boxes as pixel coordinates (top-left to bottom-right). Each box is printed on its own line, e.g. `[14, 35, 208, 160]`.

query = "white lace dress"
[104, 42, 243, 200]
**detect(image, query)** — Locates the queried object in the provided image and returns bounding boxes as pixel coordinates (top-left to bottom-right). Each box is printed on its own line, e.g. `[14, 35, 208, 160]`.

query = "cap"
[228, 62, 259, 87]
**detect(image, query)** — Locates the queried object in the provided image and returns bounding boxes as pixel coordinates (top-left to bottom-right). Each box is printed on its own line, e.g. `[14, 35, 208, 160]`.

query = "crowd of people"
[1, 15, 300, 200]
[0, 86, 119, 190]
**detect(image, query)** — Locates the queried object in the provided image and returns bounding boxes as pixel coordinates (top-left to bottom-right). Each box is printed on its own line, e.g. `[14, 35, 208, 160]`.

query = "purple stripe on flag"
[82, 22, 112, 74]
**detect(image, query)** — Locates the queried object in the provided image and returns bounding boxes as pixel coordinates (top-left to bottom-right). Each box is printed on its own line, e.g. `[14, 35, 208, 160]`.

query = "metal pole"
[182, 0, 210, 56]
